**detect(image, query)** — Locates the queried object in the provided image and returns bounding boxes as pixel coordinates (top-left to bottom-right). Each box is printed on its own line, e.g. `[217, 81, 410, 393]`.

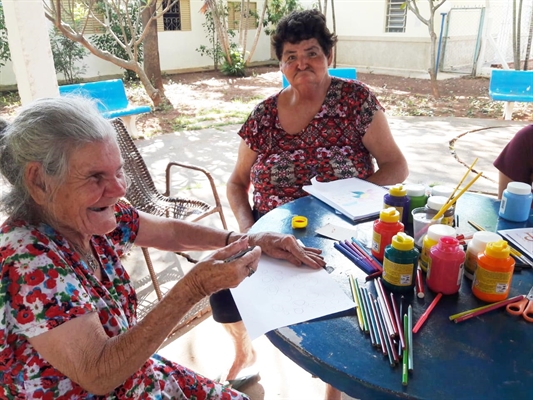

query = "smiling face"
[280, 38, 332, 88]
[41, 138, 127, 246]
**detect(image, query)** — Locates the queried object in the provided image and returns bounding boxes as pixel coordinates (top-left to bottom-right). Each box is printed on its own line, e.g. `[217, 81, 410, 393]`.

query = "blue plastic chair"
[282, 67, 357, 88]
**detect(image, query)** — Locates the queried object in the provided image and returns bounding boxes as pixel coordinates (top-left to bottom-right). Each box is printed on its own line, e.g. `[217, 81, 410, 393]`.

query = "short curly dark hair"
[272, 9, 337, 61]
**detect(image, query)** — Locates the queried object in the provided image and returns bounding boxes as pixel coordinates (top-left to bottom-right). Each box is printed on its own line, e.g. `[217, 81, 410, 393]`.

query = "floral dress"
[0, 202, 247, 400]
[239, 77, 384, 215]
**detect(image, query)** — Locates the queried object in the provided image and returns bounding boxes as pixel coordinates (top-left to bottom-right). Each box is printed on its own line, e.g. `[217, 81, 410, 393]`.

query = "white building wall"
[0, 0, 511, 89]
[0, 2, 273, 89]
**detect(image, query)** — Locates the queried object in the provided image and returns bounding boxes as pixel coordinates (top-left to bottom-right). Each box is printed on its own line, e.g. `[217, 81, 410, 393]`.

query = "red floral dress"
[239, 77, 383, 215]
[0, 202, 247, 400]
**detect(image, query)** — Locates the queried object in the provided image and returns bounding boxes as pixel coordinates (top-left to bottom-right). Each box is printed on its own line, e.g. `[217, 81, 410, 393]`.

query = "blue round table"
[249, 193, 533, 400]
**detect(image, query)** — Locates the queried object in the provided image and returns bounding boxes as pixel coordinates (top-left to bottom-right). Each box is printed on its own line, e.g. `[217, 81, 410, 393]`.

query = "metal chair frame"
[112, 118, 228, 332]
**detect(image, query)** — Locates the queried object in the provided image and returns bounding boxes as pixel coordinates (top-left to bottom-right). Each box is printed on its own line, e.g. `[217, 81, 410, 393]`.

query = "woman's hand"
[182, 237, 262, 299]
[248, 232, 325, 269]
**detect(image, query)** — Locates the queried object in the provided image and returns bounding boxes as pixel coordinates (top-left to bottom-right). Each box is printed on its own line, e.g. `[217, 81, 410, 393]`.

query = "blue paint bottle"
[383, 184, 411, 227]
[382, 232, 420, 294]
[499, 182, 533, 222]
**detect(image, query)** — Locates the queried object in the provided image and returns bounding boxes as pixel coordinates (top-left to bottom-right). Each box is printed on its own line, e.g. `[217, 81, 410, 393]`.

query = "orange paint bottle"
[472, 240, 515, 302]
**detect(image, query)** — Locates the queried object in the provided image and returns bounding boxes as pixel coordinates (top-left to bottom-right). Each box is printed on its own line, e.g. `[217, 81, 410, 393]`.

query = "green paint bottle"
[382, 232, 420, 294]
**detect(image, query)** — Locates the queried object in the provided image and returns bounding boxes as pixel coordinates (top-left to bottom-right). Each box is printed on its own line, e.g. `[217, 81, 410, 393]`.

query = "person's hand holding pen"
[247, 232, 326, 269]
[181, 237, 262, 300]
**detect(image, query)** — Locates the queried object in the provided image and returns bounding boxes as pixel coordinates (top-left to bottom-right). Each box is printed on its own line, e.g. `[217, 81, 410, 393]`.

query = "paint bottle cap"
[427, 224, 456, 241]
[391, 232, 415, 251]
[506, 182, 532, 195]
[405, 184, 426, 197]
[389, 184, 407, 197]
[380, 207, 400, 223]
[431, 185, 454, 198]
[426, 195, 450, 211]
[485, 240, 511, 259]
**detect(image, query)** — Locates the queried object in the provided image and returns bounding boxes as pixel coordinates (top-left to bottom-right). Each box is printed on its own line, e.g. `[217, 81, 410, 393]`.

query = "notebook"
[303, 177, 389, 222]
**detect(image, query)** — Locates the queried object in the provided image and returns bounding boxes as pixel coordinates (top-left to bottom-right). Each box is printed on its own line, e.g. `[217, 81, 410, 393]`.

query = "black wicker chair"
[112, 118, 228, 332]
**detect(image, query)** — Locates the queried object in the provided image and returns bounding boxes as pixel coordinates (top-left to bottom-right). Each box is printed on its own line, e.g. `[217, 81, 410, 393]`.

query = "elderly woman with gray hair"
[0, 96, 325, 399]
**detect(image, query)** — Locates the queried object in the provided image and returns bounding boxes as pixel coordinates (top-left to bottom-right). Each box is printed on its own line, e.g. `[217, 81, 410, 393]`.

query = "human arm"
[27, 239, 260, 395]
[135, 210, 325, 269]
[361, 110, 409, 185]
[227, 139, 258, 233]
[497, 171, 514, 199]
[493, 125, 533, 198]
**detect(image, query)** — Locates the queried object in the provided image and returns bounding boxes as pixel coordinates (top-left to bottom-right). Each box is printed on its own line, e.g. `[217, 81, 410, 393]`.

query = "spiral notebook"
[303, 177, 389, 222]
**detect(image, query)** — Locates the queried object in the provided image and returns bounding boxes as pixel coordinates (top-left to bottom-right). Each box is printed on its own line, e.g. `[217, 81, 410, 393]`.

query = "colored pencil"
[376, 278, 398, 337]
[369, 293, 386, 355]
[453, 295, 525, 323]
[350, 239, 384, 272]
[365, 270, 383, 281]
[348, 275, 364, 331]
[375, 298, 396, 366]
[360, 286, 377, 346]
[448, 295, 523, 320]
[344, 240, 378, 273]
[391, 292, 406, 350]
[334, 242, 375, 275]
[416, 268, 425, 299]
[354, 278, 369, 333]
[377, 296, 399, 365]
[339, 241, 377, 273]
[413, 293, 443, 334]
[408, 305, 414, 372]
[402, 314, 409, 386]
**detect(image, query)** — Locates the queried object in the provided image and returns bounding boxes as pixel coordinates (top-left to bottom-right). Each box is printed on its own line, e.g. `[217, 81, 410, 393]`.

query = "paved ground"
[121, 116, 528, 400]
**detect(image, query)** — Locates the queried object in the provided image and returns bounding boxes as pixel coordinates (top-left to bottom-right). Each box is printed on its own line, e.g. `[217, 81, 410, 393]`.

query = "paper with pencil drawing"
[231, 255, 355, 340]
[497, 227, 533, 259]
[303, 177, 388, 222]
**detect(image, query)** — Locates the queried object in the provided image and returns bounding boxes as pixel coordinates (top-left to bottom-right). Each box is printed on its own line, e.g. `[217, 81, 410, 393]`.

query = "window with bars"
[228, 2, 258, 30]
[385, 0, 407, 33]
[163, 0, 182, 30]
[157, 0, 191, 32]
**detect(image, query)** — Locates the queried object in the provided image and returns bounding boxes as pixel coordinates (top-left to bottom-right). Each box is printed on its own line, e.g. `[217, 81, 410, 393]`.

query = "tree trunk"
[245, 0, 267, 65]
[517, 0, 523, 69]
[142, 2, 169, 107]
[206, 0, 232, 65]
[524, 5, 533, 70]
[428, 18, 440, 98]
[331, 0, 336, 67]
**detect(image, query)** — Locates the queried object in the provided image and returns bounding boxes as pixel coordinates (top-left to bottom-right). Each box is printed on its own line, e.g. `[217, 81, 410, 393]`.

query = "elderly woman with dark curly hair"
[0, 96, 325, 399]
[219, 9, 408, 393]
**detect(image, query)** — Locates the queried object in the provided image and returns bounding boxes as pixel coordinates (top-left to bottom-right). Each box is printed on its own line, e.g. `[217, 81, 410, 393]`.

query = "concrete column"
[3, 0, 58, 104]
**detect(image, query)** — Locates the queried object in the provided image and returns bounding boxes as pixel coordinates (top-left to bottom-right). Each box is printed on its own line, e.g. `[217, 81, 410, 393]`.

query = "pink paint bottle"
[426, 236, 465, 295]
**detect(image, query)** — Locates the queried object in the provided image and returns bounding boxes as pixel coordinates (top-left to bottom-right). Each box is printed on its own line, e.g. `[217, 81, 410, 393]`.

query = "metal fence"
[440, 3, 533, 76]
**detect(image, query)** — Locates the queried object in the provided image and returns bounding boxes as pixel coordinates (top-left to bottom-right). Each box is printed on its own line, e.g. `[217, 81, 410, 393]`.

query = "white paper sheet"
[230, 255, 355, 340]
[498, 227, 533, 258]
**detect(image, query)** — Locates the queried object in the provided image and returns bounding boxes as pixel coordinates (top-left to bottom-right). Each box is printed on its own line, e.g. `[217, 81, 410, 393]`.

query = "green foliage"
[196, 10, 225, 70]
[0, 4, 11, 68]
[50, 28, 88, 84]
[221, 48, 246, 77]
[89, 2, 143, 81]
[263, 0, 302, 36]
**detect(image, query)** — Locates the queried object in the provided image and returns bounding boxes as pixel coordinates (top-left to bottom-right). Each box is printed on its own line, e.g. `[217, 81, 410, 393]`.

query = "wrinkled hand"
[182, 237, 262, 299]
[248, 232, 325, 269]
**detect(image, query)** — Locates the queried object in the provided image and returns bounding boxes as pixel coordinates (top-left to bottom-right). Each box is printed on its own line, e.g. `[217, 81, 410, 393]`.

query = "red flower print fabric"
[0, 202, 247, 399]
[239, 77, 383, 214]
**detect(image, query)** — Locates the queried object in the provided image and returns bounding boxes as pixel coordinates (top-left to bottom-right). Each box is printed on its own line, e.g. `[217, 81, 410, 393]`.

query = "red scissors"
[506, 286, 533, 323]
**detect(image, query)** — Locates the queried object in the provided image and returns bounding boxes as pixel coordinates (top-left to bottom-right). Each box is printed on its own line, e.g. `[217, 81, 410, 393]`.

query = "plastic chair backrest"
[59, 79, 129, 113]
[282, 68, 357, 88]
